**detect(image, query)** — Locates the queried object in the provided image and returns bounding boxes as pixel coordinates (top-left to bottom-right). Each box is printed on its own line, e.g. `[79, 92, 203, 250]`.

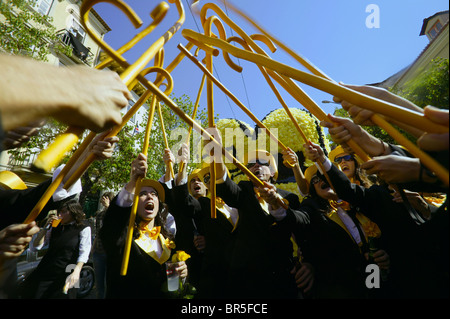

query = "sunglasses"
[246, 159, 270, 169]
[334, 154, 353, 164]
[203, 173, 210, 184]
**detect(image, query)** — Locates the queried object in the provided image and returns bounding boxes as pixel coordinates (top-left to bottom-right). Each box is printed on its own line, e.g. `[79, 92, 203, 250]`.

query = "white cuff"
[216, 170, 228, 184]
[269, 206, 287, 221]
[116, 186, 134, 207]
[315, 157, 333, 174]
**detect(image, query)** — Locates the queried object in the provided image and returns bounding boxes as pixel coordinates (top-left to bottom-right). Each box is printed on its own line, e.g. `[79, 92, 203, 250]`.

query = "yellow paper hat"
[140, 179, 165, 203]
[304, 165, 318, 185]
[0, 171, 27, 190]
[244, 150, 278, 180]
[188, 168, 201, 195]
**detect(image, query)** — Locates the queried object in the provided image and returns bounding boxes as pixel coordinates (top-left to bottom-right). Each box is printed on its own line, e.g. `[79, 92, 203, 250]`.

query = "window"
[428, 20, 443, 39]
[69, 18, 86, 43]
[34, 0, 53, 16]
[126, 101, 137, 125]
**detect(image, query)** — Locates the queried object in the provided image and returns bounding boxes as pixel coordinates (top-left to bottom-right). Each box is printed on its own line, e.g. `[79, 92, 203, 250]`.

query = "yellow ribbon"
[139, 225, 161, 240]
[327, 200, 382, 244]
[214, 197, 239, 228]
[253, 188, 270, 214]
[215, 197, 225, 209]
[134, 225, 173, 264]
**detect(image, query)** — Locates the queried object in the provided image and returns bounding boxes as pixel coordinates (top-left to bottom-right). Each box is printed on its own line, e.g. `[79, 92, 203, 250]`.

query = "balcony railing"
[55, 29, 94, 65]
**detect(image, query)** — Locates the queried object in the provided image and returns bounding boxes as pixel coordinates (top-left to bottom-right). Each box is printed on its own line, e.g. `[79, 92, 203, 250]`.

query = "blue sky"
[94, 0, 449, 125]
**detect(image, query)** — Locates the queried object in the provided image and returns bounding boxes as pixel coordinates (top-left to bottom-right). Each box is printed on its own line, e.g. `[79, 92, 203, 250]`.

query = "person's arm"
[2, 119, 45, 150]
[32, 218, 53, 249]
[417, 106, 449, 152]
[282, 147, 309, 195]
[332, 83, 424, 138]
[321, 114, 391, 157]
[63, 131, 119, 183]
[124, 153, 148, 195]
[162, 148, 175, 183]
[175, 143, 190, 186]
[0, 222, 39, 261]
[63, 226, 91, 293]
[0, 54, 132, 132]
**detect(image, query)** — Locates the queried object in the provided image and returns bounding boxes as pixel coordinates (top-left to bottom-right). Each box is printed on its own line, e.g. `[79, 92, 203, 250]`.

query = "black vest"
[33, 223, 88, 281]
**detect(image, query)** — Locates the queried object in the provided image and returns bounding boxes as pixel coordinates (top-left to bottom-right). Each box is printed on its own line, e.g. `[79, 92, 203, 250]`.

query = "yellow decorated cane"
[181, 30, 448, 185]
[205, 1, 448, 185]
[63, 0, 187, 190]
[177, 44, 288, 209]
[121, 51, 174, 276]
[178, 73, 207, 175]
[32, 0, 169, 174]
[179, 38, 295, 167]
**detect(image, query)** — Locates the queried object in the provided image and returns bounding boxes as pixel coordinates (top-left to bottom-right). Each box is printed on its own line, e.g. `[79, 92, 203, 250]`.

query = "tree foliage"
[7, 93, 212, 208]
[393, 58, 449, 110]
[0, 0, 71, 61]
[330, 58, 449, 146]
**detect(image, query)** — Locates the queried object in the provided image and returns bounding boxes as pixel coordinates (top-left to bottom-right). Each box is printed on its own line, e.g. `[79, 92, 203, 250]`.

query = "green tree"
[330, 58, 449, 146]
[7, 93, 212, 211]
[136, 94, 214, 181]
[393, 58, 449, 110]
[0, 0, 71, 61]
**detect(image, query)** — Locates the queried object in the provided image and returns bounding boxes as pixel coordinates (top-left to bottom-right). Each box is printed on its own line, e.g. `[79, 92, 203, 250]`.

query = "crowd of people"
[0, 54, 448, 299]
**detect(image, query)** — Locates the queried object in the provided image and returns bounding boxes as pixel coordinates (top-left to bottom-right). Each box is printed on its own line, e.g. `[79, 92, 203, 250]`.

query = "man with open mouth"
[203, 127, 312, 299]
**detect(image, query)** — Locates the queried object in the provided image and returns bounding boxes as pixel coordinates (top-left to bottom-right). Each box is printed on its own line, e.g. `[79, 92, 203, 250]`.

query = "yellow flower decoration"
[261, 108, 331, 167]
[164, 238, 176, 250]
[215, 118, 254, 172]
[171, 250, 191, 262]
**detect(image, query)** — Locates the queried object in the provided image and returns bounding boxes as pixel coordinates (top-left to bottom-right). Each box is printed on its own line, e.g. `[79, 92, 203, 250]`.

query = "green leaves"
[395, 58, 449, 110]
[0, 0, 68, 61]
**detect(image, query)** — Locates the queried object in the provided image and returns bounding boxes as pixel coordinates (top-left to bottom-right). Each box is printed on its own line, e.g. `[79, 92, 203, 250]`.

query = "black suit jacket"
[327, 164, 448, 298]
[216, 177, 309, 298]
[171, 183, 237, 298]
[298, 197, 369, 299]
[0, 178, 55, 229]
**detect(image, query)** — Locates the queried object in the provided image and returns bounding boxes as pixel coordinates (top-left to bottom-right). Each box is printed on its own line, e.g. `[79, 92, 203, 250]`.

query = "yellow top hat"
[245, 150, 278, 180]
[0, 171, 27, 190]
[140, 179, 165, 203]
[329, 145, 362, 164]
[188, 168, 202, 186]
[304, 165, 318, 185]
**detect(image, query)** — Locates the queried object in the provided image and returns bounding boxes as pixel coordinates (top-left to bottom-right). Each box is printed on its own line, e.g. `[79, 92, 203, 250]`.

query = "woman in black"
[99, 153, 187, 299]
[20, 200, 91, 299]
